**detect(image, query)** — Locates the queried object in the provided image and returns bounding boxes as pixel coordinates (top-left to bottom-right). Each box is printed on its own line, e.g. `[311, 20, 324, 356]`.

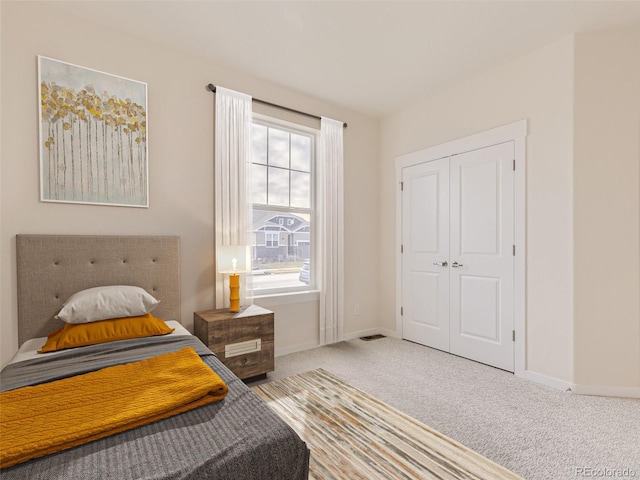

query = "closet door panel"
[449, 142, 515, 372]
[401, 158, 450, 351]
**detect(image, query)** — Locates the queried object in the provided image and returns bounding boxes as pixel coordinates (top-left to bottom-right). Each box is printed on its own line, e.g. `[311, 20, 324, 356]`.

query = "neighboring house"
[252, 211, 310, 263]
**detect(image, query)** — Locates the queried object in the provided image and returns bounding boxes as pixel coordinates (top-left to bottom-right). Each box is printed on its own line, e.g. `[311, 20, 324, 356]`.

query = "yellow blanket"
[0, 347, 228, 469]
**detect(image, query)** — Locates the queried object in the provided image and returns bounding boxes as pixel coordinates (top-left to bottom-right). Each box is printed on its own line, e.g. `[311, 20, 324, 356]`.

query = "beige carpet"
[252, 368, 524, 480]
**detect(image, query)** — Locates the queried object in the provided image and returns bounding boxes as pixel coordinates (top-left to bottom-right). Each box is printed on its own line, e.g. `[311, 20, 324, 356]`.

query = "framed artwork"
[38, 56, 148, 207]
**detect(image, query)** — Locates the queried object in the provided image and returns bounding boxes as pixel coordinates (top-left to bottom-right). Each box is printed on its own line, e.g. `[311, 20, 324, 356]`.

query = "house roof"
[253, 211, 309, 232]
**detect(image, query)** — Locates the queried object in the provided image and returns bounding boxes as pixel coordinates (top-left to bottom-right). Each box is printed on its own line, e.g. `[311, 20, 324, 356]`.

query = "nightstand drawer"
[225, 338, 262, 357]
[194, 306, 275, 380]
[206, 314, 274, 353]
[222, 343, 274, 380]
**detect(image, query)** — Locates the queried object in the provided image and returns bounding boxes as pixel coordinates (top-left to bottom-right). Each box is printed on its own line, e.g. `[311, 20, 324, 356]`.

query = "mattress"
[0, 331, 310, 479]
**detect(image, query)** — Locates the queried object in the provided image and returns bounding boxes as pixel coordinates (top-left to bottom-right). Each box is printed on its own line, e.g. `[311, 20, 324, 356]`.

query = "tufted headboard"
[16, 235, 181, 345]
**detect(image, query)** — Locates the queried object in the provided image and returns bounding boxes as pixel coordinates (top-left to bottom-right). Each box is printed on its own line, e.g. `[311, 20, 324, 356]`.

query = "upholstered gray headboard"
[16, 235, 181, 345]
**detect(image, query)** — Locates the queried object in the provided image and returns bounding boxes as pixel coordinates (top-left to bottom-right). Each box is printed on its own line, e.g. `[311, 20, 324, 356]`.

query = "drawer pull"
[225, 338, 261, 358]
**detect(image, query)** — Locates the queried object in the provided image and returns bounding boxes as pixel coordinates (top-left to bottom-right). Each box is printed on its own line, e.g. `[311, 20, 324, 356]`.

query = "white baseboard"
[519, 370, 572, 392]
[570, 384, 640, 399]
[275, 328, 398, 357]
[520, 370, 640, 399]
[342, 328, 399, 341]
[275, 341, 319, 357]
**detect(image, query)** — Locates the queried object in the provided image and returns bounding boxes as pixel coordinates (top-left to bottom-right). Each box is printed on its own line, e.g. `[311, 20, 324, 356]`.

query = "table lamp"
[217, 245, 250, 312]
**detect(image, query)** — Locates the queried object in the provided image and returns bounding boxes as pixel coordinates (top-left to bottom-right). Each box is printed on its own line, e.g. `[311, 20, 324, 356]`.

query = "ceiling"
[50, 1, 640, 118]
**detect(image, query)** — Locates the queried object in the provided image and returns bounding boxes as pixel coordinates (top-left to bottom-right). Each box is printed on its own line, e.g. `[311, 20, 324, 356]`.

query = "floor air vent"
[360, 334, 386, 341]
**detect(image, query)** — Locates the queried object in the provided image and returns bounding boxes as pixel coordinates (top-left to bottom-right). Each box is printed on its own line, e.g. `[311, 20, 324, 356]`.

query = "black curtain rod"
[206, 84, 347, 128]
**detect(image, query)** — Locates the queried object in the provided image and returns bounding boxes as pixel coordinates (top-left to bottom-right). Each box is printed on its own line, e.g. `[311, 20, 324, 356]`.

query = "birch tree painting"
[39, 56, 148, 207]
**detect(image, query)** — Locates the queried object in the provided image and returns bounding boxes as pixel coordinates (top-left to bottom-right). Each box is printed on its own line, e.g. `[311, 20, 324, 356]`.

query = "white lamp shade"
[217, 245, 250, 274]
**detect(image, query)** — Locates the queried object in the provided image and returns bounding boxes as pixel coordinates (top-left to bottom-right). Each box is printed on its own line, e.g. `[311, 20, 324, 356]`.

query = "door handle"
[451, 261, 464, 268]
[433, 261, 448, 267]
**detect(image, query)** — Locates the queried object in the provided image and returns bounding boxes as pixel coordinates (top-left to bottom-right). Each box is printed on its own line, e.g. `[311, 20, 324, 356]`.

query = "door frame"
[395, 119, 528, 376]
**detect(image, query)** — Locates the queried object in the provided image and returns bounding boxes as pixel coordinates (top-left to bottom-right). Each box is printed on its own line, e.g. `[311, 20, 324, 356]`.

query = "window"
[250, 117, 316, 294]
[266, 232, 279, 248]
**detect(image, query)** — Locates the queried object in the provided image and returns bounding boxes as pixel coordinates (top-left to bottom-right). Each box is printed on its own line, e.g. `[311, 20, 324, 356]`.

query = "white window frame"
[266, 232, 279, 248]
[250, 114, 319, 299]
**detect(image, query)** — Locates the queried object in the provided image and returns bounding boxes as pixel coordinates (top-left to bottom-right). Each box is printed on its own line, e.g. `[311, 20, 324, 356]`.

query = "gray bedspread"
[0, 336, 310, 480]
[0, 335, 213, 392]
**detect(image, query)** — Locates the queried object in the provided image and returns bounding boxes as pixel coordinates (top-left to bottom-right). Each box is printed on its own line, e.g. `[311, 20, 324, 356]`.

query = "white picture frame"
[38, 56, 148, 207]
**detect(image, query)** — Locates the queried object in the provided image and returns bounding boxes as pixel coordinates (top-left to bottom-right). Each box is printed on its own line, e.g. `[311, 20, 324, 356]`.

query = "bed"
[0, 234, 310, 479]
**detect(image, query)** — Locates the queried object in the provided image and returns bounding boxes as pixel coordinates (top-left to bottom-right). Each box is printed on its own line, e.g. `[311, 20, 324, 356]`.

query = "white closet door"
[449, 142, 515, 371]
[401, 158, 450, 351]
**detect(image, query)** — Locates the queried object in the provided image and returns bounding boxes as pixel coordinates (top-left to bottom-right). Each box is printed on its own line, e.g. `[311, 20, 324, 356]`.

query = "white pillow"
[56, 285, 160, 324]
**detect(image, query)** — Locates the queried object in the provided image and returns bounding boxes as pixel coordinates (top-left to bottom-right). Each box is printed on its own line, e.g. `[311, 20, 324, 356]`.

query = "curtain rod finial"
[207, 84, 216, 93]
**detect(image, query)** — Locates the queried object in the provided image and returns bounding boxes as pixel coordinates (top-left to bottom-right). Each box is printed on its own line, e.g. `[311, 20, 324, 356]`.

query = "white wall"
[381, 25, 640, 391]
[573, 26, 640, 389]
[380, 36, 576, 383]
[0, 1, 381, 367]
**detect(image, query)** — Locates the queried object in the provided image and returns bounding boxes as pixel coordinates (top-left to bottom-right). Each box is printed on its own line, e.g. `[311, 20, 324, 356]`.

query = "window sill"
[251, 290, 320, 307]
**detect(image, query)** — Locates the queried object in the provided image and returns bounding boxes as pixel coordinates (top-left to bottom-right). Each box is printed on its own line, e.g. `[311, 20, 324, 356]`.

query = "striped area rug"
[252, 368, 523, 480]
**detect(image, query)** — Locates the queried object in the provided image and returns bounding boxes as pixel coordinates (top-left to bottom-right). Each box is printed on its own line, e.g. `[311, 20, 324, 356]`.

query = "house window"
[250, 117, 315, 294]
[266, 232, 279, 248]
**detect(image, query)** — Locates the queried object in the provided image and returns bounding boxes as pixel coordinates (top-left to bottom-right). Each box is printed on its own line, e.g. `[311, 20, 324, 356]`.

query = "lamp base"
[229, 273, 240, 313]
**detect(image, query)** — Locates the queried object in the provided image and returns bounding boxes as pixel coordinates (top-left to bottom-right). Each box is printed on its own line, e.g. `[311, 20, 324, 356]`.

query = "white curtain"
[214, 87, 253, 309]
[319, 117, 344, 344]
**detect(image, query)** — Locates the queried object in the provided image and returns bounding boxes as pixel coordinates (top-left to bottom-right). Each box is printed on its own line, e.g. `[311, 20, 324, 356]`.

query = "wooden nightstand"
[194, 305, 274, 380]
